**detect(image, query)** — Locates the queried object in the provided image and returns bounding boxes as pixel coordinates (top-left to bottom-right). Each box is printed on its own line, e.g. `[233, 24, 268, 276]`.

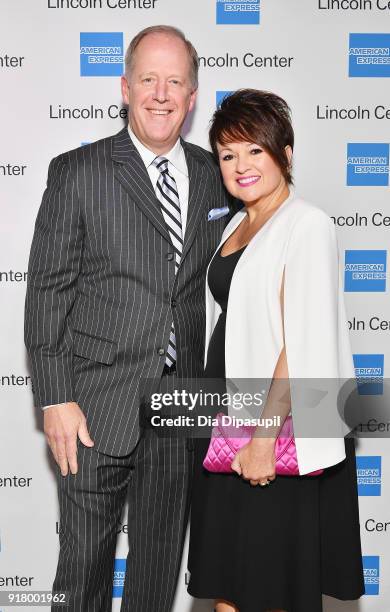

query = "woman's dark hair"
[209, 89, 294, 184]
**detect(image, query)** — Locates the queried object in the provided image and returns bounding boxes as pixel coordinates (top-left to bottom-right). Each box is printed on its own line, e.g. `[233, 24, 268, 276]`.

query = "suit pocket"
[72, 329, 117, 365]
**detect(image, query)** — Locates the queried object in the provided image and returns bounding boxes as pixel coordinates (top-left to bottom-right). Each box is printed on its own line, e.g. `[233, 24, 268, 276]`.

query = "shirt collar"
[127, 125, 188, 177]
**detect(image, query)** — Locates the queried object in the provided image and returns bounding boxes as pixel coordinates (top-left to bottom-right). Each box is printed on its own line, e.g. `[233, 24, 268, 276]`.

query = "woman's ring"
[260, 480, 270, 487]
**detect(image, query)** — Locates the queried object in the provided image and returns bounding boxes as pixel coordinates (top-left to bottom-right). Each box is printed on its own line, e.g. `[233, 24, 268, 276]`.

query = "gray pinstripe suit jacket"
[25, 127, 232, 456]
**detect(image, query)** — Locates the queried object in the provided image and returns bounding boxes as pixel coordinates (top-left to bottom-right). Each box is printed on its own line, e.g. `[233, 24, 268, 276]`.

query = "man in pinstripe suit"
[24, 25, 232, 612]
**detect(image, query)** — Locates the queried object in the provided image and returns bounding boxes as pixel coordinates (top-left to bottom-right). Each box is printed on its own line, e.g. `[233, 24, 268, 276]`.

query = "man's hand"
[43, 402, 94, 476]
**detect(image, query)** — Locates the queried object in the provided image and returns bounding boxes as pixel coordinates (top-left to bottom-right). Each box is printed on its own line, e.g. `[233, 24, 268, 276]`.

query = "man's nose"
[153, 80, 169, 103]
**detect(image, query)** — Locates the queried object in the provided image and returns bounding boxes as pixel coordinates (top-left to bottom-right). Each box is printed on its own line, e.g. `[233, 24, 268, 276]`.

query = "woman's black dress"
[187, 244, 365, 612]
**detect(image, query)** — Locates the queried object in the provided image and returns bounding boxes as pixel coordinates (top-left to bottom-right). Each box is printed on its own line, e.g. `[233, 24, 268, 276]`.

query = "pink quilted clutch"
[203, 413, 323, 477]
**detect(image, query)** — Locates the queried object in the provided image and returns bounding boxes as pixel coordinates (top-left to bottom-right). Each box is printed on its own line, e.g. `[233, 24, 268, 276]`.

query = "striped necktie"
[152, 156, 182, 367]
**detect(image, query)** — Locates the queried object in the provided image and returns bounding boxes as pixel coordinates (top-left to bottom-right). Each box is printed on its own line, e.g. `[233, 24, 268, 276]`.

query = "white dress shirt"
[127, 126, 189, 236]
[42, 127, 190, 410]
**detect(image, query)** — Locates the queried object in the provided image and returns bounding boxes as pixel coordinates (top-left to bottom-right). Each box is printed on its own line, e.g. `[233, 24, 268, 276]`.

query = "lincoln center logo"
[112, 558, 126, 597]
[344, 250, 387, 292]
[353, 354, 384, 395]
[362, 556, 380, 595]
[80, 32, 123, 77]
[347, 143, 389, 186]
[349, 33, 390, 77]
[216, 0, 260, 24]
[356, 456, 382, 496]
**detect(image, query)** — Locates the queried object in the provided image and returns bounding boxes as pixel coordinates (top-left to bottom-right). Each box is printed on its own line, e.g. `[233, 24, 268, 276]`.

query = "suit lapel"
[180, 140, 209, 264]
[112, 127, 171, 243]
[112, 128, 211, 255]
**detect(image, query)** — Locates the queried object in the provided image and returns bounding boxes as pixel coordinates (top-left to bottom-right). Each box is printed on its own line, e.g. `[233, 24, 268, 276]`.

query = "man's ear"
[188, 88, 198, 113]
[121, 75, 130, 106]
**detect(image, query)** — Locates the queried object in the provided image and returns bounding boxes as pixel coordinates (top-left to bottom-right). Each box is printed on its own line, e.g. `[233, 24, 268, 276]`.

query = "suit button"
[171, 299, 177, 308]
[157, 348, 165, 356]
[166, 253, 174, 261]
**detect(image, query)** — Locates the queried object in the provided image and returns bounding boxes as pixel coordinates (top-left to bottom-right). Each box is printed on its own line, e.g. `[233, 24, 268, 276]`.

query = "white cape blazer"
[204, 191, 354, 475]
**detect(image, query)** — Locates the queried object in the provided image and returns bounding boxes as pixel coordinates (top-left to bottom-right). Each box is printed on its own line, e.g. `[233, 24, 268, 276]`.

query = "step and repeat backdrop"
[1, 0, 389, 610]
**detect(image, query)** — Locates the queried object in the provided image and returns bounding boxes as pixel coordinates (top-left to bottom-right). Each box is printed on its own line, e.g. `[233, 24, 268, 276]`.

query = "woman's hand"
[231, 438, 276, 486]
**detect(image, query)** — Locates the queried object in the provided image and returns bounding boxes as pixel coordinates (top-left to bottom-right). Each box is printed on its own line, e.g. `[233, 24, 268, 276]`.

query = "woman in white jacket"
[187, 90, 364, 612]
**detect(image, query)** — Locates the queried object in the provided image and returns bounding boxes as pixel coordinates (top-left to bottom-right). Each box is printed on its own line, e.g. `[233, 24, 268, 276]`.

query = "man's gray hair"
[124, 25, 199, 89]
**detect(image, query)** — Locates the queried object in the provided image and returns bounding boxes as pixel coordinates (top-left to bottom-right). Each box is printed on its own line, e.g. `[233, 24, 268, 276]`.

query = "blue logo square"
[347, 143, 389, 186]
[112, 558, 126, 598]
[216, 91, 233, 107]
[356, 456, 382, 496]
[349, 33, 390, 78]
[80, 32, 123, 77]
[353, 354, 384, 395]
[344, 250, 387, 292]
[216, 0, 260, 25]
[362, 556, 380, 595]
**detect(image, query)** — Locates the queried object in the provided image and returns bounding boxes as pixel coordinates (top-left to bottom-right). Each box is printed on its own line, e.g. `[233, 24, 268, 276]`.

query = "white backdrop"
[0, 0, 389, 610]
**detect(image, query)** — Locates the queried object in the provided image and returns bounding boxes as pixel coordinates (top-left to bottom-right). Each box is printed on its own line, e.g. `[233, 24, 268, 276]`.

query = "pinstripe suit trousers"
[52, 372, 194, 612]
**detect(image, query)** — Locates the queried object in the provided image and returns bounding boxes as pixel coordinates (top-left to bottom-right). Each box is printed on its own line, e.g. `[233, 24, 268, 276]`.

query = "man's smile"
[147, 108, 174, 116]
